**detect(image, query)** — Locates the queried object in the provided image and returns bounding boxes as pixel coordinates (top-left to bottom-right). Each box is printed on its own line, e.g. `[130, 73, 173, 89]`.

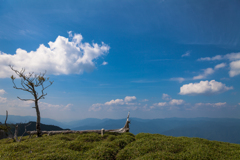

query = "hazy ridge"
[1, 115, 240, 144]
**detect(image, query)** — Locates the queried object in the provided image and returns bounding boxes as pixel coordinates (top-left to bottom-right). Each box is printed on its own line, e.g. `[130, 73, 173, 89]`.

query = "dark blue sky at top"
[0, 0, 240, 120]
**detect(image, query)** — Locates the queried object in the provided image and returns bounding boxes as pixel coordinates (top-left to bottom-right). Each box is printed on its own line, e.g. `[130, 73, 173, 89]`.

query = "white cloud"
[154, 102, 167, 107]
[229, 60, 240, 77]
[102, 61, 108, 65]
[89, 103, 103, 111]
[90, 96, 138, 111]
[0, 89, 6, 95]
[170, 77, 185, 83]
[193, 63, 226, 80]
[152, 98, 184, 110]
[124, 96, 136, 102]
[62, 103, 73, 111]
[7, 99, 34, 108]
[105, 99, 124, 105]
[0, 32, 110, 78]
[169, 99, 185, 105]
[214, 63, 226, 69]
[141, 99, 149, 102]
[195, 102, 226, 108]
[182, 51, 190, 57]
[4, 98, 73, 112]
[179, 80, 233, 95]
[197, 55, 223, 61]
[104, 96, 137, 106]
[162, 93, 172, 101]
[198, 53, 240, 61]
[0, 97, 7, 103]
[214, 102, 227, 107]
[193, 68, 214, 80]
[39, 102, 61, 108]
[197, 53, 240, 77]
[224, 52, 240, 61]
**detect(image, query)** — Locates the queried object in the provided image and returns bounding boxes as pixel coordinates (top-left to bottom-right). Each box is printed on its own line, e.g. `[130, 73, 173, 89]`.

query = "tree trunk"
[27, 128, 130, 137]
[32, 84, 41, 137]
[26, 115, 130, 137]
[35, 100, 41, 137]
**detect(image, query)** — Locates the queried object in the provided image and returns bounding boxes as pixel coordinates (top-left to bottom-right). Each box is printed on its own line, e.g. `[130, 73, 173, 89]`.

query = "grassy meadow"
[0, 132, 240, 159]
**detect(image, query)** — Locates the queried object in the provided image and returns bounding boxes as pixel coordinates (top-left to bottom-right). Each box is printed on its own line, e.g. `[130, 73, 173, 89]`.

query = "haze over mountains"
[1, 115, 240, 144]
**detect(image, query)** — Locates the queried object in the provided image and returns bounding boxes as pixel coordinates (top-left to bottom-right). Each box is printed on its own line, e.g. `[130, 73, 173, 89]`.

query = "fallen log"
[26, 112, 130, 137]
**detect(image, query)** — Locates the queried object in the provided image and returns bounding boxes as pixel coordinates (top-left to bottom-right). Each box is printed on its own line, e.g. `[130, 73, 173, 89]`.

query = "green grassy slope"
[0, 132, 240, 160]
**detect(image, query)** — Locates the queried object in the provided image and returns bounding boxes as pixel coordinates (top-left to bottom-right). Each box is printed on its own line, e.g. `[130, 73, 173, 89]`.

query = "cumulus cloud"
[229, 60, 240, 77]
[214, 63, 226, 69]
[179, 80, 233, 95]
[162, 93, 172, 101]
[34, 102, 73, 111]
[197, 55, 223, 61]
[193, 63, 226, 80]
[170, 77, 185, 83]
[193, 68, 214, 80]
[182, 51, 190, 57]
[224, 52, 240, 61]
[3, 98, 73, 112]
[89, 103, 103, 111]
[62, 103, 73, 111]
[103, 96, 137, 106]
[0, 32, 110, 78]
[105, 99, 125, 105]
[169, 99, 185, 105]
[6, 99, 34, 108]
[90, 96, 139, 111]
[124, 96, 136, 102]
[195, 102, 227, 108]
[0, 97, 7, 103]
[0, 89, 6, 95]
[197, 53, 240, 77]
[152, 98, 184, 110]
[102, 61, 108, 65]
[154, 102, 167, 107]
[141, 99, 149, 102]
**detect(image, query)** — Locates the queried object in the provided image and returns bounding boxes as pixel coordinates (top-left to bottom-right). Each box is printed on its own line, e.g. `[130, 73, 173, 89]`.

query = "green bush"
[75, 132, 102, 142]
[0, 132, 240, 160]
[85, 142, 119, 160]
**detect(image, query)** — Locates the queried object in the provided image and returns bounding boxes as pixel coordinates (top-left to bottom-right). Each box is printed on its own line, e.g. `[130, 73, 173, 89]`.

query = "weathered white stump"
[101, 128, 105, 137]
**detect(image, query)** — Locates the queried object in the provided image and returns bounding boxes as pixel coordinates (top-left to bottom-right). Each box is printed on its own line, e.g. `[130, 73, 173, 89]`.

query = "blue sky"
[0, 0, 240, 122]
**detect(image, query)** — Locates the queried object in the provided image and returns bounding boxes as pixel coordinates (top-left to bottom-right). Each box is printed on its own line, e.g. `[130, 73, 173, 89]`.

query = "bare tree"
[0, 110, 12, 139]
[9, 65, 53, 137]
[1, 110, 32, 142]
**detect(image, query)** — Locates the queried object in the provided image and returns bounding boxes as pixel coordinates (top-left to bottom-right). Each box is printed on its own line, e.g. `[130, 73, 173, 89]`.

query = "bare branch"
[21, 80, 32, 91]
[42, 81, 54, 92]
[4, 110, 15, 140]
[19, 123, 31, 142]
[13, 86, 31, 92]
[37, 94, 47, 101]
[11, 79, 17, 88]
[17, 97, 35, 101]
[23, 81, 34, 91]
[37, 80, 53, 100]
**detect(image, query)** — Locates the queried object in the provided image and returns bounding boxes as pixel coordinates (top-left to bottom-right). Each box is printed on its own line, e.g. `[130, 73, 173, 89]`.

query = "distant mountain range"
[1, 115, 240, 144]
